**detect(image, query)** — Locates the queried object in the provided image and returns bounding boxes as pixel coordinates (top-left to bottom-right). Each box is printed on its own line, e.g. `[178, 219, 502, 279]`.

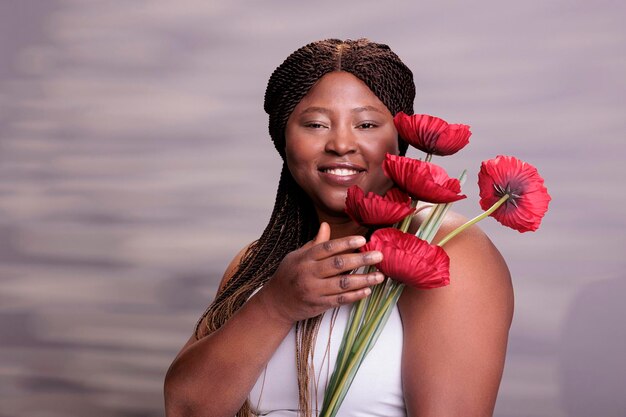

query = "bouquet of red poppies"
[319, 113, 551, 417]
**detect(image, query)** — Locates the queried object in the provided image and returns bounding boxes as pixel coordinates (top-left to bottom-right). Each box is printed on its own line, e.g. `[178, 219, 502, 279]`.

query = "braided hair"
[195, 38, 416, 417]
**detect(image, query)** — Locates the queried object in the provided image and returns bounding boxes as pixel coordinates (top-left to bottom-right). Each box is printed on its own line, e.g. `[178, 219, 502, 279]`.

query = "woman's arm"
[164, 223, 384, 417]
[399, 212, 514, 417]
[164, 244, 293, 417]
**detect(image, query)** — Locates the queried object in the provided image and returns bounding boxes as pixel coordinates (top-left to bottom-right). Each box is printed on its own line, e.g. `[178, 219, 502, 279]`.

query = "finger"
[301, 222, 331, 250]
[321, 287, 373, 307]
[308, 235, 367, 261]
[314, 222, 331, 245]
[316, 250, 383, 277]
[321, 271, 385, 295]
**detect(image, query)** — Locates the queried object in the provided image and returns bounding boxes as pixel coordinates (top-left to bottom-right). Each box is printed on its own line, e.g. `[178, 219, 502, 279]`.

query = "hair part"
[265, 38, 415, 158]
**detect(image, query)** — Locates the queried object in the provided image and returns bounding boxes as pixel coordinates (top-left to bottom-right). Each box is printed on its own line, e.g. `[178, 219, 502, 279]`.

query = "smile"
[318, 165, 365, 187]
[321, 168, 362, 176]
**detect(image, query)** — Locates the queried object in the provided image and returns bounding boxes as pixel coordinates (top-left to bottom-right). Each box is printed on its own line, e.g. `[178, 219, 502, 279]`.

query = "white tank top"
[249, 304, 406, 416]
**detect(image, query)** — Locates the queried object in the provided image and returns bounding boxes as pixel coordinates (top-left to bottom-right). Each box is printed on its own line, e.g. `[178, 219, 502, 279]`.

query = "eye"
[357, 122, 377, 129]
[304, 122, 328, 129]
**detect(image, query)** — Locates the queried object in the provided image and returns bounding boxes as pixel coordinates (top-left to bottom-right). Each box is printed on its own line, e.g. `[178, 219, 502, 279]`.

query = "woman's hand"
[165, 223, 382, 417]
[258, 222, 385, 324]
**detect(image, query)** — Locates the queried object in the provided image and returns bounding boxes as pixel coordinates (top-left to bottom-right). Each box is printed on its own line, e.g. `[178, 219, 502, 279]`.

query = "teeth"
[323, 168, 360, 176]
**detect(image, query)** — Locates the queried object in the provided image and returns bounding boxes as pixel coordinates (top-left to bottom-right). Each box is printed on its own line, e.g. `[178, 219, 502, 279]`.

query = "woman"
[164, 38, 513, 417]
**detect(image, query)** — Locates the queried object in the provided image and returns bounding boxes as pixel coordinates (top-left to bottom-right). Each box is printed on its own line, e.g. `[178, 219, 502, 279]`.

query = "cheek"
[385, 140, 400, 157]
[370, 131, 400, 162]
[284, 124, 312, 167]
[387, 128, 401, 155]
[284, 139, 314, 189]
[284, 129, 301, 168]
[367, 132, 399, 190]
[377, 123, 400, 154]
[285, 147, 302, 178]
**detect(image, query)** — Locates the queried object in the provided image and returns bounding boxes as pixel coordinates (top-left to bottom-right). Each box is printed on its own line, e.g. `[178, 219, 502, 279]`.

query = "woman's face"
[285, 71, 399, 222]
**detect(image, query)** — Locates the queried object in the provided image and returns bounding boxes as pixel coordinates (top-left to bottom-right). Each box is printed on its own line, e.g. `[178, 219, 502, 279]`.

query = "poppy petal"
[478, 155, 551, 233]
[345, 186, 415, 227]
[394, 112, 471, 156]
[383, 154, 466, 203]
[362, 228, 450, 289]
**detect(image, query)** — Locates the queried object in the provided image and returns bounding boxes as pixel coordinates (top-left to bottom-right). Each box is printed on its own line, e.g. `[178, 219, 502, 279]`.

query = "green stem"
[350, 282, 400, 359]
[362, 277, 387, 324]
[419, 203, 445, 241]
[398, 199, 418, 233]
[327, 262, 390, 399]
[415, 203, 439, 238]
[437, 194, 510, 247]
[424, 202, 454, 243]
[357, 203, 415, 326]
[425, 153, 433, 163]
[322, 284, 404, 416]
[419, 169, 468, 243]
[329, 265, 374, 389]
[359, 198, 416, 325]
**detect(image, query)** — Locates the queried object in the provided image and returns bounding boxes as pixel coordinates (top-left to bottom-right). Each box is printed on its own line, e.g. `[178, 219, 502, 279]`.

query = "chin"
[327, 199, 350, 217]
[314, 195, 351, 219]
[361, 179, 394, 196]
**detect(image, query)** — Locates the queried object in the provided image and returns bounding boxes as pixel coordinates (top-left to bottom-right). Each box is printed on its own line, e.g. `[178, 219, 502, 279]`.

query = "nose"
[324, 125, 357, 155]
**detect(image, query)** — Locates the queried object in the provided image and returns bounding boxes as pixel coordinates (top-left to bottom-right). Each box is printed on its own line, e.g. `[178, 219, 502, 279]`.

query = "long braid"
[195, 38, 416, 417]
[195, 166, 317, 339]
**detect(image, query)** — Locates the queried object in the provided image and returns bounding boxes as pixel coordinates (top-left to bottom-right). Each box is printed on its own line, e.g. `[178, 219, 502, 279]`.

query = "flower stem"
[437, 194, 510, 247]
[425, 153, 433, 163]
[362, 276, 396, 326]
[416, 170, 467, 242]
[362, 277, 385, 324]
[415, 203, 439, 238]
[418, 203, 445, 241]
[322, 284, 404, 416]
[329, 265, 373, 390]
[398, 199, 418, 233]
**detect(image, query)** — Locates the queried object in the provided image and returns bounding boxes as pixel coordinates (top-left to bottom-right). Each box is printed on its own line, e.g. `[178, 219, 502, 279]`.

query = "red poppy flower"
[382, 154, 466, 203]
[478, 155, 551, 233]
[362, 228, 450, 289]
[345, 186, 414, 227]
[394, 112, 471, 156]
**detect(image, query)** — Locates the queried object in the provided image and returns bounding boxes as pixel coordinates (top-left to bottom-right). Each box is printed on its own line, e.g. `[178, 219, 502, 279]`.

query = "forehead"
[292, 71, 391, 115]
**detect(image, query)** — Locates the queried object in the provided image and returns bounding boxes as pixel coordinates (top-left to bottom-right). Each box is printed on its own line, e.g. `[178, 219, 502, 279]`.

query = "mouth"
[318, 163, 366, 186]
[320, 167, 363, 176]
[318, 162, 366, 174]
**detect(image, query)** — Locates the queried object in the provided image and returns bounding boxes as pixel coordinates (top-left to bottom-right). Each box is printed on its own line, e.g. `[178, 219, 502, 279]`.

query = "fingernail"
[351, 236, 366, 246]
[368, 251, 383, 262]
[374, 272, 384, 282]
[364, 288, 372, 296]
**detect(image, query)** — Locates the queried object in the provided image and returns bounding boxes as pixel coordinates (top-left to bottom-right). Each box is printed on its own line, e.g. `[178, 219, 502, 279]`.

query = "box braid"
[194, 38, 416, 417]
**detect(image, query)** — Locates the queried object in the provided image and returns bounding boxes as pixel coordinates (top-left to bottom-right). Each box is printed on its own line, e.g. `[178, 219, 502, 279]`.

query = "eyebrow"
[298, 105, 385, 116]
[299, 106, 332, 116]
[352, 106, 385, 114]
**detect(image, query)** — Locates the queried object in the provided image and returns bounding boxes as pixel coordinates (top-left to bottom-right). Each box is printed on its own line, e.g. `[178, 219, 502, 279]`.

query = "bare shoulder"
[409, 205, 511, 291]
[399, 208, 514, 417]
[176, 241, 256, 355]
[218, 241, 257, 292]
[402, 206, 513, 321]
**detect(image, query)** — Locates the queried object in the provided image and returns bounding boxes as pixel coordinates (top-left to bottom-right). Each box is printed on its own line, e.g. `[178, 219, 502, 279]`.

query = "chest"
[249, 304, 407, 416]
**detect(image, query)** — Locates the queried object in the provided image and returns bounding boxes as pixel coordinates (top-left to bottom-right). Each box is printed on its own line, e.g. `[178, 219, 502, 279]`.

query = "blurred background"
[1, 1, 625, 416]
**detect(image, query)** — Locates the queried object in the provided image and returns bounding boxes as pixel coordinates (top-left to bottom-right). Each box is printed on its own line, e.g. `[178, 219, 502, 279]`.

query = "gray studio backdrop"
[1, 1, 625, 416]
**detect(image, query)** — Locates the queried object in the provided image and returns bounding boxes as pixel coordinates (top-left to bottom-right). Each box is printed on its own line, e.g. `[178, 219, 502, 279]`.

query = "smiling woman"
[164, 38, 512, 417]
[285, 72, 399, 231]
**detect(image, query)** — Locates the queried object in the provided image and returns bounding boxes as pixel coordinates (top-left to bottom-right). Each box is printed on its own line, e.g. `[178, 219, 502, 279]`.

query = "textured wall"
[1, 1, 625, 416]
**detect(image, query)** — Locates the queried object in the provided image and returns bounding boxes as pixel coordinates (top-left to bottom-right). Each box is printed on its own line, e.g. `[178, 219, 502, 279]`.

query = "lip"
[318, 162, 366, 171]
[318, 162, 366, 186]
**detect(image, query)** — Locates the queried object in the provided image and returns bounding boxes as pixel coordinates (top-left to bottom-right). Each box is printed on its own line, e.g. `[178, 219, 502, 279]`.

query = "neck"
[316, 211, 368, 240]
